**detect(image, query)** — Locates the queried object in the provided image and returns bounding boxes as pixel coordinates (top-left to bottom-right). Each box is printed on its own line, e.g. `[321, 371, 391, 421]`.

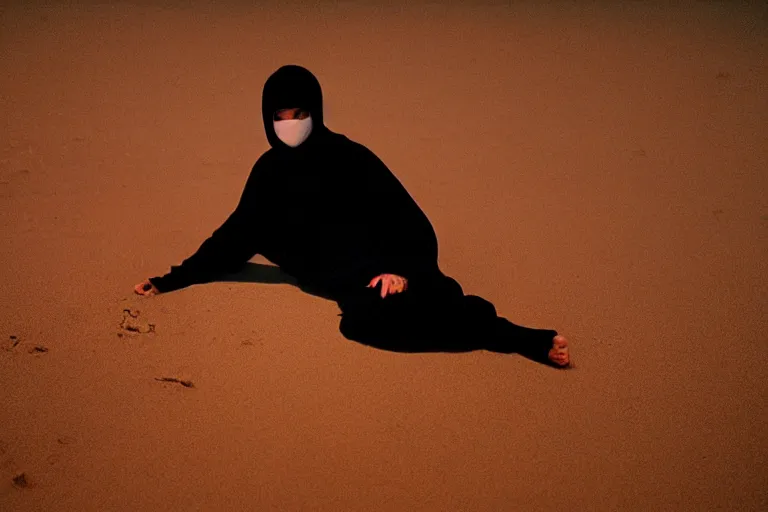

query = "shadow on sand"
[209, 263, 566, 366]
[216, 262, 338, 301]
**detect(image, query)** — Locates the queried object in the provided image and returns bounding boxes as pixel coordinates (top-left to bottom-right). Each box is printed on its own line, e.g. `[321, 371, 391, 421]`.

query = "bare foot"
[548, 335, 570, 368]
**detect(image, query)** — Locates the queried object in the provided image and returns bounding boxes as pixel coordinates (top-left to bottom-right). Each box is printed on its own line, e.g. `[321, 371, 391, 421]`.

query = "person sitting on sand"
[134, 64, 570, 368]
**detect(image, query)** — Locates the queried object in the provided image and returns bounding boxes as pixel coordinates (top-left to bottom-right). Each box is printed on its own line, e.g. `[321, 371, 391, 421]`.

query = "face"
[274, 107, 310, 121]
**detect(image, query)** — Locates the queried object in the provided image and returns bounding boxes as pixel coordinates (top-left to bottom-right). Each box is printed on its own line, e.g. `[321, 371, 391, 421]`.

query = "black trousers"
[331, 271, 558, 362]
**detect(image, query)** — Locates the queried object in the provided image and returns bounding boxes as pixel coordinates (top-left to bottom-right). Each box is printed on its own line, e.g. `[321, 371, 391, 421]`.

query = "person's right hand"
[134, 279, 159, 297]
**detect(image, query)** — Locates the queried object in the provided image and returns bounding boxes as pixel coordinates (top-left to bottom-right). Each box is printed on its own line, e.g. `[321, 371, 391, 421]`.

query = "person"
[134, 64, 570, 368]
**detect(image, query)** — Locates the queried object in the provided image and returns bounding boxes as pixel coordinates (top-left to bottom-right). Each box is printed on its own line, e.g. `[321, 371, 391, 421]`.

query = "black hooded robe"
[149, 65, 558, 362]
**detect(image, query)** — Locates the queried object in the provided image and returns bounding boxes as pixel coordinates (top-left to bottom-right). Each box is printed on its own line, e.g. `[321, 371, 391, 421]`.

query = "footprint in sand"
[118, 308, 156, 336]
[3, 335, 21, 352]
[3, 335, 48, 355]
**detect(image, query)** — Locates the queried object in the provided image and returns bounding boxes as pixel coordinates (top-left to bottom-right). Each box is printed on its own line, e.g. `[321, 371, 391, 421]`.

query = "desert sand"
[1, 1, 766, 510]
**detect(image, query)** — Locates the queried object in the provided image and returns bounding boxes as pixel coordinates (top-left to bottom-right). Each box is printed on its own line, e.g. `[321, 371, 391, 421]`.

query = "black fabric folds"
[149, 65, 438, 295]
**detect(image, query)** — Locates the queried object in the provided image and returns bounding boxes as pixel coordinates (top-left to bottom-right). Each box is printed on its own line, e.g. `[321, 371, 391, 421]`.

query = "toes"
[548, 338, 571, 366]
[548, 350, 569, 366]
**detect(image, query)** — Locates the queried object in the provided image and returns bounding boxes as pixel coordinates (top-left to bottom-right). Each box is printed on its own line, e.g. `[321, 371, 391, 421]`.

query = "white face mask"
[273, 116, 313, 147]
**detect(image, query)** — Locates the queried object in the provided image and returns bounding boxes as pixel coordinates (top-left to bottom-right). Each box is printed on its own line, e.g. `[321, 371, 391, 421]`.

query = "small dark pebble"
[12, 472, 28, 488]
[155, 377, 194, 388]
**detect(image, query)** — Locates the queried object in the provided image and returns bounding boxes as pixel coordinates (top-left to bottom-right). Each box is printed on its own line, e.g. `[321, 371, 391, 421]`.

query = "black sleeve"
[355, 145, 439, 279]
[149, 162, 265, 293]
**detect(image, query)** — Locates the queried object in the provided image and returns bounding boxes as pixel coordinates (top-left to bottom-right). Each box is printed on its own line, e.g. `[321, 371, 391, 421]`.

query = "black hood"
[262, 65, 326, 149]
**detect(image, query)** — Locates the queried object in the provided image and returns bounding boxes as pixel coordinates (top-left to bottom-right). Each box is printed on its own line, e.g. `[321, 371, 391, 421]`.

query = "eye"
[274, 108, 292, 120]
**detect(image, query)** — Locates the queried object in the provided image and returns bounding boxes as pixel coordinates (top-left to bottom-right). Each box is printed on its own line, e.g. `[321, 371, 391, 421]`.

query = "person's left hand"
[367, 274, 408, 298]
[134, 279, 159, 297]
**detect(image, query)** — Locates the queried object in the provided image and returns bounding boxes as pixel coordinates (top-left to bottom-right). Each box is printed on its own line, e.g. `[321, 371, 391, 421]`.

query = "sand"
[1, 1, 766, 510]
